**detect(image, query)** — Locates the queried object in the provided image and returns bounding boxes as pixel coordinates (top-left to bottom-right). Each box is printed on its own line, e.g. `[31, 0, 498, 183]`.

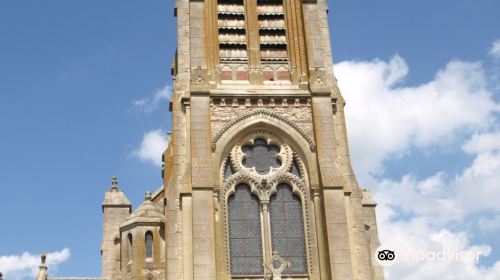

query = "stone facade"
[36, 0, 383, 279]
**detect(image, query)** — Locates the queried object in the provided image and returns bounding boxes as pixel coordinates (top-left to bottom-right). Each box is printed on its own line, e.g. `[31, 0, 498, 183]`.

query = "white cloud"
[376, 204, 498, 280]
[132, 129, 168, 166]
[371, 129, 500, 279]
[490, 39, 500, 59]
[335, 55, 500, 279]
[463, 131, 500, 154]
[0, 248, 70, 280]
[336, 55, 498, 180]
[455, 149, 500, 212]
[134, 84, 171, 113]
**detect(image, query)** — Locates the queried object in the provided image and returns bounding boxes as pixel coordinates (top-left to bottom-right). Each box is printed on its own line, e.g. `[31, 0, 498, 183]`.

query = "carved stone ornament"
[190, 67, 209, 89]
[309, 68, 329, 93]
[211, 107, 315, 151]
[264, 252, 291, 280]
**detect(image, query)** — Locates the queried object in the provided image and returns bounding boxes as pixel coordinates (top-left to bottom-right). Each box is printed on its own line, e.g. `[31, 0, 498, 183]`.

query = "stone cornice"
[120, 221, 165, 232]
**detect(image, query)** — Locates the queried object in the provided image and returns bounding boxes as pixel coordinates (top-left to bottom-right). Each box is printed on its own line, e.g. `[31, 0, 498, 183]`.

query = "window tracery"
[222, 132, 311, 277]
[241, 138, 281, 175]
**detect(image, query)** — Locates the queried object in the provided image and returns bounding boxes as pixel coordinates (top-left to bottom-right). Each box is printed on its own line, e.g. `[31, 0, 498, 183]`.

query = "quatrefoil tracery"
[223, 134, 303, 204]
[242, 138, 281, 175]
[230, 137, 293, 181]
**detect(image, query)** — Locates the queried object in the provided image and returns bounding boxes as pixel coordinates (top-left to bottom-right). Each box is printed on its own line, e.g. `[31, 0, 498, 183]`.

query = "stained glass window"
[242, 138, 281, 174]
[269, 184, 307, 274]
[145, 231, 153, 259]
[228, 184, 264, 275]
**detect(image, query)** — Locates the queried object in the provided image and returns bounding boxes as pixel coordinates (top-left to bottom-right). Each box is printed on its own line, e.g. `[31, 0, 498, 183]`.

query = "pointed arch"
[212, 109, 315, 151]
[213, 115, 318, 185]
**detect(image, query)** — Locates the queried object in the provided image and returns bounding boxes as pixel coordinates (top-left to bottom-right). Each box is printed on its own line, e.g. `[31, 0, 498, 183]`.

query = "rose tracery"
[241, 138, 282, 175]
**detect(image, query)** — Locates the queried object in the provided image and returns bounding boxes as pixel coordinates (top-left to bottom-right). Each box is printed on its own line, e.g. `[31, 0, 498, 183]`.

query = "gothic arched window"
[224, 135, 309, 276]
[145, 231, 153, 259]
[127, 233, 133, 262]
[228, 184, 263, 275]
[269, 184, 307, 274]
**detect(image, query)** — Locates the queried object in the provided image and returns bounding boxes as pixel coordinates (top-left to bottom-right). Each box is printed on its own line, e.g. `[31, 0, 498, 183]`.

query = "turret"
[119, 191, 165, 278]
[101, 177, 131, 279]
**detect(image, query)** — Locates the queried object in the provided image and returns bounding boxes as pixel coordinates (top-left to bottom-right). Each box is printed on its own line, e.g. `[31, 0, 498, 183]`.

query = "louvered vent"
[257, 0, 290, 81]
[218, 0, 249, 80]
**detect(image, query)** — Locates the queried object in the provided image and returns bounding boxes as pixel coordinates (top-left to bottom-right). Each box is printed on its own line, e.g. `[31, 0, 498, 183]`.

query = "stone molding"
[211, 107, 315, 151]
[120, 221, 165, 232]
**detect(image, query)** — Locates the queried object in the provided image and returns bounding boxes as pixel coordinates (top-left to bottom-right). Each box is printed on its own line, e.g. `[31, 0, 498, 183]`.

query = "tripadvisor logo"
[374, 243, 481, 266]
[375, 245, 398, 267]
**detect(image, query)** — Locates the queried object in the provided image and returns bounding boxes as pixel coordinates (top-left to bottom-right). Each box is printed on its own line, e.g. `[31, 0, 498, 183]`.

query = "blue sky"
[0, 1, 499, 279]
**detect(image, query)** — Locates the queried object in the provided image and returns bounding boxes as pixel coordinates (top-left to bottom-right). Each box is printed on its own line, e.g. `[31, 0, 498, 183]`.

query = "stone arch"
[212, 109, 315, 151]
[213, 111, 317, 183]
[215, 124, 318, 275]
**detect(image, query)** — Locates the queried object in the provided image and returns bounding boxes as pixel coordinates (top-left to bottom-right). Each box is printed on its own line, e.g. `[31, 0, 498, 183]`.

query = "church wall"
[190, 96, 212, 189]
[317, 0, 335, 90]
[192, 190, 217, 280]
[189, 1, 207, 69]
[302, 3, 325, 69]
[102, 207, 130, 279]
[167, 1, 191, 275]
[182, 195, 194, 280]
[362, 197, 384, 280]
[323, 189, 353, 279]
[165, 201, 184, 280]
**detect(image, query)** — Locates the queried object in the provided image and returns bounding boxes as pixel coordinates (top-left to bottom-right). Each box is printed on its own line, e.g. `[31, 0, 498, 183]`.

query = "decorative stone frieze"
[211, 99, 315, 151]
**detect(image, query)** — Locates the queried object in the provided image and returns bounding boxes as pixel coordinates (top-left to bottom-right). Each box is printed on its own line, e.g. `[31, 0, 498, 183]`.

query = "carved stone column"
[312, 187, 330, 279]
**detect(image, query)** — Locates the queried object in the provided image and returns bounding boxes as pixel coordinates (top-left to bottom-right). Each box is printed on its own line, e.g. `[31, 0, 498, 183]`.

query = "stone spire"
[36, 252, 48, 280]
[102, 176, 132, 212]
[111, 176, 118, 190]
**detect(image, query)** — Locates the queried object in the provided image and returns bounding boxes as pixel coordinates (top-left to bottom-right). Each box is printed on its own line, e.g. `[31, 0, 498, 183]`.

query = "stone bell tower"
[161, 0, 384, 279]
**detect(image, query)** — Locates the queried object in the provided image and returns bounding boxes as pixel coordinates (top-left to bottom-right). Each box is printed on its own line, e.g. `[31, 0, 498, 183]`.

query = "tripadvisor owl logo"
[375, 244, 398, 267]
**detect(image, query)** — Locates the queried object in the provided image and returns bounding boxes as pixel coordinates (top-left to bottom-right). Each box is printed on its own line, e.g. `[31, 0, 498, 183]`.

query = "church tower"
[87, 1, 385, 280]
[160, 0, 384, 279]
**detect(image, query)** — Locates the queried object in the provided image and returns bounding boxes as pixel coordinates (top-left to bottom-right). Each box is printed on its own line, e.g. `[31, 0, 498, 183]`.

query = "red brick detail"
[221, 70, 233, 80]
[263, 71, 274, 81]
[277, 70, 290, 80]
[236, 71, 248, 80]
